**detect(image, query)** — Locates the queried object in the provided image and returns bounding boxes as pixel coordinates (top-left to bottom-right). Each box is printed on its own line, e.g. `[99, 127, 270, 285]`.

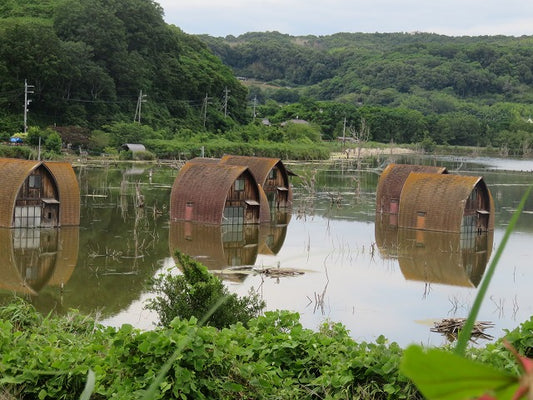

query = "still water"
[1, 155, 532, 347]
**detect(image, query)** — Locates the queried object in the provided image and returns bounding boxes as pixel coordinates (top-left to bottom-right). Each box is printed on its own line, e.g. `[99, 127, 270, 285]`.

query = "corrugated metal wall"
[376, 163, 447, 214]
[398, 173, 492, 232]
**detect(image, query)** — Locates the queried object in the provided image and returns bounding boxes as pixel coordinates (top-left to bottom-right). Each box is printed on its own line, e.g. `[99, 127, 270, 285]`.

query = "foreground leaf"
[401, 345, 518, 400]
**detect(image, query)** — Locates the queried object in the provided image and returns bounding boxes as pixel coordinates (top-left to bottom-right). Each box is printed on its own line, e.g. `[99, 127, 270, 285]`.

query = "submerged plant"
[146, 251, 265, 329]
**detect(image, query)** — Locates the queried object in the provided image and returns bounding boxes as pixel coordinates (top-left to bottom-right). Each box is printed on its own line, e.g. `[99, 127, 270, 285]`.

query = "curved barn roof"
[0, 159, 80, 227]
[220, 155, 290, 187]
[0, 159, 42, 227]
[171, 161, 266, 224]
[376, 163, 447, 214]
[122, 143, 146, 153]
[398, 172, 493, 232]
[45, 162, 80, 226]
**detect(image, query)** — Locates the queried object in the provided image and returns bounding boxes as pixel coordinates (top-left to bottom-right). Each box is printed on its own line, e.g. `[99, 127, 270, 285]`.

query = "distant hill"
[201, 31, 533, 104]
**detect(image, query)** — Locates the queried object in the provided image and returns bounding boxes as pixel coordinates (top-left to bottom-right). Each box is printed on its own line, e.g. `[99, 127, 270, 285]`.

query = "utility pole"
[134, 90, 147, 123]
[253, 95, 257, 121]
[223, 87, 230, 117]
[202, 93, 211, 128]
[24, 79, 34, 133]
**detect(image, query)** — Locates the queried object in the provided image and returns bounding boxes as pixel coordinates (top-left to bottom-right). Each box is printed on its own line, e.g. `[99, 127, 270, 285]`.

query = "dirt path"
[330, 147, 417, 160]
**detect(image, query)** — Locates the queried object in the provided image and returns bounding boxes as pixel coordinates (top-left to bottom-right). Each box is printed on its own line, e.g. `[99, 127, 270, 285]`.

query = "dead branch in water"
[431, 318, 494, 342]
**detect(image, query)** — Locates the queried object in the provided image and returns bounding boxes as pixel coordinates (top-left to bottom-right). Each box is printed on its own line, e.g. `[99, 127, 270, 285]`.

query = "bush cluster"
[0, 298, 423, 399]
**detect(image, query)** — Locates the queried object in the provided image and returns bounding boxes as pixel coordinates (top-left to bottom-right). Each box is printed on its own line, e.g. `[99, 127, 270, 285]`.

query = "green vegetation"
[3, 295, 533, 398]
[2, 2, 533, 158]
[204, 32, 533, 155]
[146, 251, 265, 329]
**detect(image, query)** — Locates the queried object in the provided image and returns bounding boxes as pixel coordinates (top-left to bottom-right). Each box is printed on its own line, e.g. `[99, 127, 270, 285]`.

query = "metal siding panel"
[376, 164, 447, 214]
[399, 173, 489, 232]
[0, 159, 41, 227]
[171, 162, 260, 224]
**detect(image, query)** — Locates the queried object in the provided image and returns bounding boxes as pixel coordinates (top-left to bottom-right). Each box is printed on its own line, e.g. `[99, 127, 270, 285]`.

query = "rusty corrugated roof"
[398, 172, 493, 232]
[220, 155, 281, 186]
[220, 155, 293, 206]
[171, 161, 260, 224]
[376, 163, 447, 214]
[0, 159, 41, 227]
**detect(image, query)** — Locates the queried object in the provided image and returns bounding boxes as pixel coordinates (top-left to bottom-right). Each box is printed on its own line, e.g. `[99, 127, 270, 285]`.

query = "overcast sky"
[156, 0, 533, 38]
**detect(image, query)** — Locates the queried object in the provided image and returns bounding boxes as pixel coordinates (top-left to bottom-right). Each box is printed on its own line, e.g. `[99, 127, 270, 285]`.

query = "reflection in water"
[375, 215, 493, 287]
[0, 227, 79, 295]
[169, 215, 290, 281]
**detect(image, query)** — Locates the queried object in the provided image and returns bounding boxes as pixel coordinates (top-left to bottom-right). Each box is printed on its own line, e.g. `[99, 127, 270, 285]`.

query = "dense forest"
[0, 0, 247, 136]
[2, 0, 533, 156]
[202, 31, 533, 153]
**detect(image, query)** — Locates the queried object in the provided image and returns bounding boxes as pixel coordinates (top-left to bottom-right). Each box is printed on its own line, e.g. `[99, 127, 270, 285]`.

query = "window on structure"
[269, 169, 277, 180]
[223, 206, 244, 225]
[14, 206, 41, 228]
[29, 175, 41, 189]
[390, 199, 399, 214]
[234, 179, 245, 191]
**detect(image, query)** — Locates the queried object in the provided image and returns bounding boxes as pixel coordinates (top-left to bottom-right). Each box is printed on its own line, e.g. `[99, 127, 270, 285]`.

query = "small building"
[0, 159, 80, 228]
[398, 172, 494, 233]
[170, 160, 270, 225]
[220, 155, 293, 209]
[376, 163, 447, 215]
[121, 143, 146, 154]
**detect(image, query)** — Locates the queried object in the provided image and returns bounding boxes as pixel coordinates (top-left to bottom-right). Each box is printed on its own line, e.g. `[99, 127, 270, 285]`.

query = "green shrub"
[119, 150, 133, 160]
[0, 144, 35, 159]
[45, 131, 62, 153]
[133, 150, 156, 160]
[146, 251, 265, 329]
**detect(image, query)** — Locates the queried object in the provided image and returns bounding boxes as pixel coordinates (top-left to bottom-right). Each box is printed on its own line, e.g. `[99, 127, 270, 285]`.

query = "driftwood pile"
[211, 265, 306, 280]
[431, 318, 494, 342]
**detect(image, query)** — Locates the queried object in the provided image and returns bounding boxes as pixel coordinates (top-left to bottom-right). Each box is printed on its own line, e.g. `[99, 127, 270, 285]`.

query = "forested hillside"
[203, 31, 533, 103]
[0, 0, 248, 134]
[202, 32, 533, 152]
[2, 1, 533, 156]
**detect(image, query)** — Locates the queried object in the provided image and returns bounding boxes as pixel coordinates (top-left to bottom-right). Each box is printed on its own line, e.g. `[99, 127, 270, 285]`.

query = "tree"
[349, 118, 370, 170]
[44, 131, 62, 153]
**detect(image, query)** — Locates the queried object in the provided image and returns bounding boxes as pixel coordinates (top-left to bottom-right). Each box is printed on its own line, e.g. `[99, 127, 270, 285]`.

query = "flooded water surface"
[2, 155, 533, 347]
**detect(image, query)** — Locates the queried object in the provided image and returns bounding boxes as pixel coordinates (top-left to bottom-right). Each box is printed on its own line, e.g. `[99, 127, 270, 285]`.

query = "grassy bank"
[1, 298, 532, 399]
